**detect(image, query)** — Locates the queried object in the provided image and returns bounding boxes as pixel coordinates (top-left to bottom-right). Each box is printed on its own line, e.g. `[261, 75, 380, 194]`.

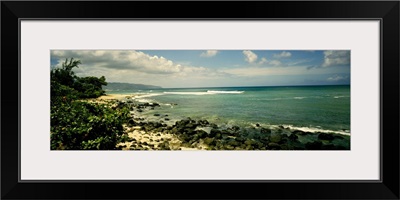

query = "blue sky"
[51, 50, 350, 88]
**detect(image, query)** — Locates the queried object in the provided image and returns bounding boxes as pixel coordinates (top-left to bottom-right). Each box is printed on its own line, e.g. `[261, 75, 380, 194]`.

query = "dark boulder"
[305, 141, 323, 150]
[196, 130, 208, 138]
[318, 133, 335, 141]
[154, 113, 160, 116]
[209, 129, 221, 137]
[128, 119, 136, 126]
[210, 123, 218, 129]
[334, 135, 345, 140]
[289, 134, 299, 141]
[260, 128, 271, 134]
[198, 120, 209, 126]
[228, 126, 240, 133]
[269, 134, 282, 143]
[268, 142, 281, 150]
[203, 137, 216, 146]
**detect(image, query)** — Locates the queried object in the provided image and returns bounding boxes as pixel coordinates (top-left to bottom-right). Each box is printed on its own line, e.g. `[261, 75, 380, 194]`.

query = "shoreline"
[94, 94, 351, 150]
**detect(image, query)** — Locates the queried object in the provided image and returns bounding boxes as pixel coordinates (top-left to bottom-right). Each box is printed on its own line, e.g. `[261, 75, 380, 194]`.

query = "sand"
[116, 125, 206, 151]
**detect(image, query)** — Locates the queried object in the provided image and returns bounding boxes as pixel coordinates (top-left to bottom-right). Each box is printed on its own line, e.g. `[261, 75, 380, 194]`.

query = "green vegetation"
[50, 58, 130, 150]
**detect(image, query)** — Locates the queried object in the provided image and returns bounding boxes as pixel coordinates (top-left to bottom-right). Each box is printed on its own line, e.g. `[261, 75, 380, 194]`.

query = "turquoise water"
[107, 85, 350, 135]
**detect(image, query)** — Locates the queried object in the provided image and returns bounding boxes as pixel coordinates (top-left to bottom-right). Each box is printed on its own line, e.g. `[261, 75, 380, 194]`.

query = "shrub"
[50, 101, 131, 150]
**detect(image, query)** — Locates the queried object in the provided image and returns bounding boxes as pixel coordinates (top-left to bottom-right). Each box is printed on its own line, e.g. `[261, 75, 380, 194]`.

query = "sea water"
[107, 85, 350, 135]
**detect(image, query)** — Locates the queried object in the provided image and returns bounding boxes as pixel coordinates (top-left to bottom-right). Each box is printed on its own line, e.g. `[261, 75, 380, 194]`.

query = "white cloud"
[273, 51, 292, 58]
[52, 50, 191, 75]
[269, 60, 282, 66]
[200, 50, 219, 57]
[327, 75, 348, 81]
[322, 50, 350, 67]
[242, 50, 258, 63]
[51, 50, 229, 87]
[259, 57, 267, 64]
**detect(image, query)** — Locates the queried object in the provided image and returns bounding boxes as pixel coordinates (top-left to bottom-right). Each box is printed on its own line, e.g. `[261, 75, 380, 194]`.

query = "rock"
[209, 129, 221, 137]
[153, 122, 163, 128]
[185, 123, 197, 129]
[225, 145, 235, 150]
[260, 128, 271, 134]
[235, 137, 245, 143]
[196, 130, 208, 138]
[228, 126, 240, 133]
[154, 113, 160, 116]
[334, 135, 344, 140]
[137, 109, 143, 112]
[289, 134, 298, 141]
[185, 128, 196, 135]
[170, 127, 179, 134]
[165, 118, 170, 121]
[318, 133, 335, 141]
[268, 142, 281, 150]
[245, 145, 254, 150]
[244, 139, 255, 146]
[335, 145, 347, 150]
[305, 141, 323, 150]
[128, 119, 136, 126]
[321, 144, 336, 150]
[227, 139, 240, 147]
[156, 127, 164, 133]
[179, 134, 192, 142]
[198, 120, 209, 126]
[256, 123, 260, 127]
[203, 137, 216, 146]
[278, 125, 285, 129]
[210, 123, 218, 129]
[269, 134, 282, 143]
[158, 142, 170, 150]
[279, 134, 289, 144]
[280, 144, 289, 150]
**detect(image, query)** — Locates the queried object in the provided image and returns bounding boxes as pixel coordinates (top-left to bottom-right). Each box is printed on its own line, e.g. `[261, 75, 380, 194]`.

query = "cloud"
[52, 50, 192, 75]
[322, 50, 350, 67]
[259, 57, 267, 64]
[200, 50, 219, 57]
[51, 50, 230, 87]
[273, 51, 292, 58]
[243, 50, 258, 63]
[327, 75, 348, 81]
[269, 60, 282, 66]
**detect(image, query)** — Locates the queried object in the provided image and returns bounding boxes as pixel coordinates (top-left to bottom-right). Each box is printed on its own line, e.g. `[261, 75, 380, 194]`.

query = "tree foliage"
[50, 58, 129, 150]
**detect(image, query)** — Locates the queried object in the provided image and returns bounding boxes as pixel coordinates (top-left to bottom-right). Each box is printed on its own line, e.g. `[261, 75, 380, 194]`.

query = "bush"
[50, 58, 129, 150]
[50, 101, 131, 150]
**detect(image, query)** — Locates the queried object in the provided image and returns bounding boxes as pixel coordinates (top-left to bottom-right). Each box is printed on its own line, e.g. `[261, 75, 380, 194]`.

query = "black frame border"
[2, 1, 399, 199]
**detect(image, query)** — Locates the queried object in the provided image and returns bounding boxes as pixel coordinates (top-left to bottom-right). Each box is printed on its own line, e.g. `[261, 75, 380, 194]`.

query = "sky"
[50, 50, 350, 88]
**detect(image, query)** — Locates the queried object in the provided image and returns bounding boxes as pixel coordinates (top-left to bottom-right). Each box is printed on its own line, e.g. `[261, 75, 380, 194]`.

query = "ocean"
[107, 85, 350, 135]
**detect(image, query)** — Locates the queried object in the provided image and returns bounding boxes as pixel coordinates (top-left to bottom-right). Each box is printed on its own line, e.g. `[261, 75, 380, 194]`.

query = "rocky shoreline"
[96, 95, 350, 150]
